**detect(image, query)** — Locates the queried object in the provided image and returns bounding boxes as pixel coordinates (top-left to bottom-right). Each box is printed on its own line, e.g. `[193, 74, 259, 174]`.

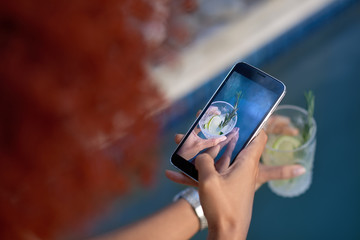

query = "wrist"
[173, 198, 201, 232]
[208, 225, 247, 240]
[207, 215, 248, 240]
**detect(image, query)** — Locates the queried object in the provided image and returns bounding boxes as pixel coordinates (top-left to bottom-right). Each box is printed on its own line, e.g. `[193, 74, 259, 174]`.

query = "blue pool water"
[91, 1, 360, 239]
[249, 2, 360, 239]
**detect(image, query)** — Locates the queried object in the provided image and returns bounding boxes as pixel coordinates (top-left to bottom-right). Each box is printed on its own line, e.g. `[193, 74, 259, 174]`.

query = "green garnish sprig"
[303, 90, 315, 142]
[219, 91, 242, 128]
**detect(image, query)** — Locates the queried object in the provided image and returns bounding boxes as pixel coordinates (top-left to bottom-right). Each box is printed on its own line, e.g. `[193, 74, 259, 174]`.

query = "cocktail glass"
[199, 101, 238, 139]
[262, 105, 317, 197]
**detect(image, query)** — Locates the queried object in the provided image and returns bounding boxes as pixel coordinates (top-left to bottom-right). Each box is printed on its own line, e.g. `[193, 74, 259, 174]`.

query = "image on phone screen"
[175, 67, 282, 168]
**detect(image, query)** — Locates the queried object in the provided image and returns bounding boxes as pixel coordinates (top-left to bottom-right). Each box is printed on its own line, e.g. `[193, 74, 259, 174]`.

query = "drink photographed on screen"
[199, 101, 238, 139]
[262, 103, 317, 197]
[199, 91, 242, 139]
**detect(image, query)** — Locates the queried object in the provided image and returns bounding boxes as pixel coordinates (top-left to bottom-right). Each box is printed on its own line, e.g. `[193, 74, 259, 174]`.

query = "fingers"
[257, 164, 306, 183]
[165, 170, 198, 187]
[201, 136, 227, 149]
[283, 126, 299, 136]
[194, 126, 201, 135]
[267, 115, 290, 126]
[200, 136, 227, 158]
[207, 106, 221, 116]
[195, 153, 218, 182]
[215, 131, 239, 172]
[205, 129, 237, 159]
[266, 115, 299, 136]
[204, 144, 221, 159]
[217, 127, 239, 149]
[215, 151, 231, 172]
[175, 134, 184, 144]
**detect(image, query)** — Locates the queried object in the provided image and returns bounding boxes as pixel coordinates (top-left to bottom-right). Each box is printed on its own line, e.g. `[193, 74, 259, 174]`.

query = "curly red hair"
[0, 0, 163, 239]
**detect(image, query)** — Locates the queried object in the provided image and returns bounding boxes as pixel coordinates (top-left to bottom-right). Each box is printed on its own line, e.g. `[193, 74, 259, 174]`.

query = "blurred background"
[3, 0, 359, 239]
[90, 0, 360, 239]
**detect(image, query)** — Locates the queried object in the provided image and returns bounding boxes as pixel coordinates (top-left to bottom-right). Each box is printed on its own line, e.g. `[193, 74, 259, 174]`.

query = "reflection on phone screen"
[176, 70, 279, 167]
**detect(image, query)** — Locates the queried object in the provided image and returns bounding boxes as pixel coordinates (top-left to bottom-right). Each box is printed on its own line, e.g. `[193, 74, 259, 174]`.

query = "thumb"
[174, 134, 184, 144]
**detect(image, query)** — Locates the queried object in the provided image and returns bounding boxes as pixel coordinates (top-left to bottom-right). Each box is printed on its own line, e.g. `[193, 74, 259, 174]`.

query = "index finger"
[195, 153, 218, 183]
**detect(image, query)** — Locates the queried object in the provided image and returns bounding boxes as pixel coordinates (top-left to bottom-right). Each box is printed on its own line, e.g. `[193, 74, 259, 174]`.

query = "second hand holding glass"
[262, 93, 316, 198]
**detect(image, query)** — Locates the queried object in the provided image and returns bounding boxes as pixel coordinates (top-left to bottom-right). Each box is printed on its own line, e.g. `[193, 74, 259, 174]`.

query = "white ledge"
[151, 0, 335, 103]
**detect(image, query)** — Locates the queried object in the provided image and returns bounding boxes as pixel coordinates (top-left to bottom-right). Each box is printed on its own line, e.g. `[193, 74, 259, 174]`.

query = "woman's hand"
[177, 128, 227, 160]
[194, 131, 267, 239]
[265, 115, 299, 136]
[176, 109, 228, 160]
[167, 133, 305, 190]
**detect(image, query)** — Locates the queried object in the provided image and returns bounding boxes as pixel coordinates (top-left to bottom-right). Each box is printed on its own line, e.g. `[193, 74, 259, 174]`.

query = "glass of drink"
[199, 101, 238, 139]
[262, 105, 317, 197]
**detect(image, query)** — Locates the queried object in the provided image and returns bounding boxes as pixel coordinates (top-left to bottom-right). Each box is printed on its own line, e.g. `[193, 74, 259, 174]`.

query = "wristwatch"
[173, 188, 208, 230]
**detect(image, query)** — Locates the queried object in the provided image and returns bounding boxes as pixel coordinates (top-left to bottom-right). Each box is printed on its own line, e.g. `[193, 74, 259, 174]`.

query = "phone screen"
[173, 63, 285, 173]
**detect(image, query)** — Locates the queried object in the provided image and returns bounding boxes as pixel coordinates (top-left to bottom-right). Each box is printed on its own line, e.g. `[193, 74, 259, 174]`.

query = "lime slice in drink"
[272, 136, 302, 151]
[204, 117, 212, 130]
[204, 115, 216, 130]
[207, 115, 222, 134]
[204, 115, 214, 129]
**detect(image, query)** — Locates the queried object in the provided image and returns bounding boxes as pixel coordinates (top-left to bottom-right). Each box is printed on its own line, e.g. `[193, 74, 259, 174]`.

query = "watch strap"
[173, 188, 208, 230]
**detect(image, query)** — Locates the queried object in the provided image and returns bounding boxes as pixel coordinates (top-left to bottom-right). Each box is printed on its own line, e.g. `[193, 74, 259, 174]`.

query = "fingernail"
[293, 166, 306, 176]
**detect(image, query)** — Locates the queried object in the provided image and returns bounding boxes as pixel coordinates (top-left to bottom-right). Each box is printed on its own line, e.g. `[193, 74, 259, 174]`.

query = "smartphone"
[170, 62, 286, 181]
